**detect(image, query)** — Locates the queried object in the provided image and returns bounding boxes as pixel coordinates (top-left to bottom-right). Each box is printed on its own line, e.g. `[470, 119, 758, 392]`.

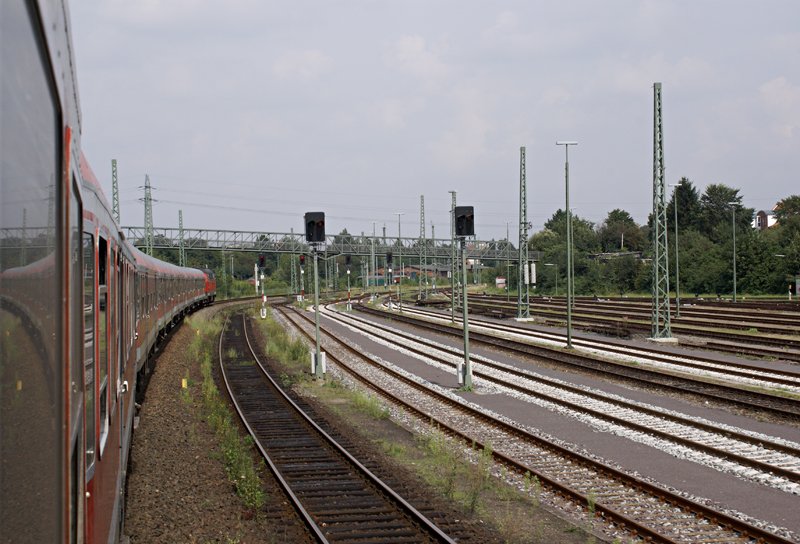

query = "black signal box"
[455, 206, 474, 237]
[386, 251, 393, 265]
[304, 212, 325, 242]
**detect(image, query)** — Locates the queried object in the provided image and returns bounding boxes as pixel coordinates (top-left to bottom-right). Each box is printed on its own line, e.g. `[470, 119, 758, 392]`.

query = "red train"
[0, 2, 215, 543]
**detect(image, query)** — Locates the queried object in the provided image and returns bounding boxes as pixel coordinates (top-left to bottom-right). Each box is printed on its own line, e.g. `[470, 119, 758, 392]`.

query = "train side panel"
[0, 1, 84, 542]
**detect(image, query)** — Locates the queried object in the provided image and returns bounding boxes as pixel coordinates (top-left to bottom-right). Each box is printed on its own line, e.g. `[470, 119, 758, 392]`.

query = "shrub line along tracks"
[218, 311, 457, 543]
[360, 303, 800, 420]
[279, 305, 796, 543]
[321, 305, 800, 492]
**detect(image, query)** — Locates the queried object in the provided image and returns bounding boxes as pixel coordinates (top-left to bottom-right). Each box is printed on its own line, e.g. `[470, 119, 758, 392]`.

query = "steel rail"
[280, 306, 795, 544]
[359, 304, 800, 419]
[324, 305, 800, 484]
[220, 311, 457, 544]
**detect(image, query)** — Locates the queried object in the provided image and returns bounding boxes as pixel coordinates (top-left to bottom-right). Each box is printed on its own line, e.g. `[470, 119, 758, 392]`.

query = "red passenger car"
[0, 2, 211, 542]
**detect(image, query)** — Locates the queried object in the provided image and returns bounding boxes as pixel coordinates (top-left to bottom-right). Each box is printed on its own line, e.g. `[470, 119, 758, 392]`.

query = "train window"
[98, 237, 109, 456]
[83, 233, 96, 472]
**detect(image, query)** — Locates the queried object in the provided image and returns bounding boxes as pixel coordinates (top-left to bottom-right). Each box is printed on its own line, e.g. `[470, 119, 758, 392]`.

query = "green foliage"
[189, 315, 266, 511]
[598, 209, 645, 252]
[352, 391, 390, 420]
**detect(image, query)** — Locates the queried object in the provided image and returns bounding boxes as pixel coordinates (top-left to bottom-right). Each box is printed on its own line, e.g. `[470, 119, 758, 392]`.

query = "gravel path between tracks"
[125, 305, 596, 543]
[123, 307, 300, 543]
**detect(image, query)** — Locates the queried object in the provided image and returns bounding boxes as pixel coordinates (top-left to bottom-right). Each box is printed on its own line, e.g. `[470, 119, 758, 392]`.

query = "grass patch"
[352, 390, 390, 419]
[187, 315, 266, 512]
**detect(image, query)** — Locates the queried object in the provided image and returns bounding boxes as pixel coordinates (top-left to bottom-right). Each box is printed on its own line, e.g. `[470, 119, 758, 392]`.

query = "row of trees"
[512, 181, 799, 297]
[147, 181, 799, 299]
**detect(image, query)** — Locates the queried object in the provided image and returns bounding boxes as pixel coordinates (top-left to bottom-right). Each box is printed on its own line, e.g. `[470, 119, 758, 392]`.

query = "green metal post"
[461, 238, 472, 388]
[314, 249, 322, 379]
[732, 205, 737, 303]
[449, 191, 457, 323]
[557, 141, 577, 348]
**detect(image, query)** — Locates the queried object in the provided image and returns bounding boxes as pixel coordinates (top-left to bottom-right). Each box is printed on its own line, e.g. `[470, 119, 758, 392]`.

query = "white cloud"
[430, 89, 493, 171]
[386, 35, 449, 86]
[100, 0, 263, 27]
[272, 49, 333, 81]
[597, 54, 717, 94]
[768, 32, 800, 53]
[374, 98, 424, 129]
[759, 76, 800, 138]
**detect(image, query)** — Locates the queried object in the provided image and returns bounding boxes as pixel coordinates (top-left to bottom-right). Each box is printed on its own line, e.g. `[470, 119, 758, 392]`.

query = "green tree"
[597, 209, 644, 252]
[699, 184, 753, 241]
[680, 229, 727, 296]
[666, 177, 702, 232]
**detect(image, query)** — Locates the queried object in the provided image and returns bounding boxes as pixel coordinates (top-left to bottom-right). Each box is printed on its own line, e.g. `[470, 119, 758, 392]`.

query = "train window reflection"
[83, 233, 95, 470]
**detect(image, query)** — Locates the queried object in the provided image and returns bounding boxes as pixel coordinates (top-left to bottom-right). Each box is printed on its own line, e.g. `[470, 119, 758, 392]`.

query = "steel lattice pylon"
[651, 82, 671, 338]
[449, 190, 457, 322]
[290, 228, 297, 295]
[178, 210, 186, 266]
[111, 159, 120, 224]
[518, 146, 530, 318]
[143, 174, 154, 256]
[419, 195, 427, 300]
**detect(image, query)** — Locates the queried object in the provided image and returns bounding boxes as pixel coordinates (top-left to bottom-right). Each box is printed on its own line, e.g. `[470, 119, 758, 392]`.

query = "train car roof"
[78, 152, 115, 219]
[126, 241, 205, 278]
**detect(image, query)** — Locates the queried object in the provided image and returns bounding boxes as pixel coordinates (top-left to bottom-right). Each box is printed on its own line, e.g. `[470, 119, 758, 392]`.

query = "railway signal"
[305, 211, 326, 379]
[454, 206, 474, 237]
[304, 211, 325, 243]
[455, 206, 474, 389]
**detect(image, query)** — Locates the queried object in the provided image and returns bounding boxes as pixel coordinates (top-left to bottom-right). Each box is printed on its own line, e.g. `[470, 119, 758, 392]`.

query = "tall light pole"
[544, 263, 558, 296]
[449, 191, 457, 323]
[669, 182, 682, 317]
[557, 141, 577, 349]
[396, 212, 404, 311]
[728, 202, 738, 302]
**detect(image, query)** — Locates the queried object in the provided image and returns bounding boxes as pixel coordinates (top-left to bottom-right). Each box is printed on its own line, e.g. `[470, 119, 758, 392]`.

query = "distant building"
[753, 207, 778, 230]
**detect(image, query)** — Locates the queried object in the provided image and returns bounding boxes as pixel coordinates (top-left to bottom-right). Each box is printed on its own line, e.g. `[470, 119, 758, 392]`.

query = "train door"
[69, 174, 85, 544]
[82, 232, 96, 542]
[117, 252, 126, 435]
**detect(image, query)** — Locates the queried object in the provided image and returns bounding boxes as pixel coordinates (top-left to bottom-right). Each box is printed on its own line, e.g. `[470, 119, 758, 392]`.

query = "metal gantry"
[651, 82, 671, 338]
[518, 146, 530, 319]
[119, 225, 521, 261]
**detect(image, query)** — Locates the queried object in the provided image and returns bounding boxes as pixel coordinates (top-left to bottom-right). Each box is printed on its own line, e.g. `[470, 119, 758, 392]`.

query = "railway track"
[279, 305, 797, 543]
[361, 303, 800, 420]
[218, 311, 457, 543]
[462, 295, 800, 359]
[322, 305, 800, 493]
[406, 303, 800, 389]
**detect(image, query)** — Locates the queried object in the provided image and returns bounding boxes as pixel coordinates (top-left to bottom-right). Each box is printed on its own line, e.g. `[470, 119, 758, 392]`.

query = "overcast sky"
[70, 0, 799, 242]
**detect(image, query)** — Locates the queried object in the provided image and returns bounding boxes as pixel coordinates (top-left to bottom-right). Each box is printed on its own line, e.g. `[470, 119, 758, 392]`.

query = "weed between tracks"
[186, 315, 266, 513]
